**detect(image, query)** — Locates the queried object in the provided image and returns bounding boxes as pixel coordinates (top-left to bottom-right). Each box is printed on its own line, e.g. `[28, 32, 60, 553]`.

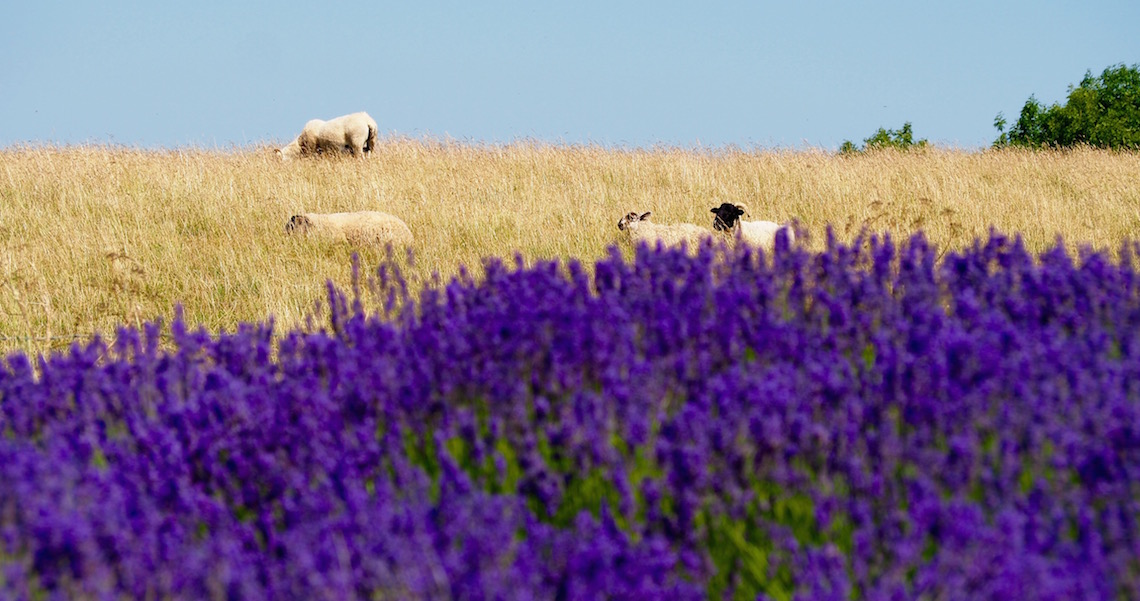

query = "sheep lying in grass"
[710, 203, 795, 251]
[277, 112, 379, 160]
[617, 211, 714, 250]
[286, 211, 413, 247]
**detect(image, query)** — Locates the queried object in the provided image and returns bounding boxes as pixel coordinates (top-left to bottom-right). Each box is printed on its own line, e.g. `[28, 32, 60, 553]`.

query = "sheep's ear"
[640, 212, 651, 220]
[710, 207, 718, 214]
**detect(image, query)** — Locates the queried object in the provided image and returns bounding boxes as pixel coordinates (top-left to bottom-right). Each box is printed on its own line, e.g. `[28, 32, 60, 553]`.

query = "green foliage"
[994, 63, 1140, 149]
[840, 122, 928, 154]
[705, 511, 783, 601]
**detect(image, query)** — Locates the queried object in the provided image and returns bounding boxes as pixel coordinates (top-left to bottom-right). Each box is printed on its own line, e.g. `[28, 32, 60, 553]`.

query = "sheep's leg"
[342, 136, 360, 157]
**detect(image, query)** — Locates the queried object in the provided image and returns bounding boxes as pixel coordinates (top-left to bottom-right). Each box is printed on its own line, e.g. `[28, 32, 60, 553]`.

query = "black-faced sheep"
[277, 112, 378, 160]
[617, 211, 715, 250]
[710, 203, 795, 251]
[286, 211, 413, 247]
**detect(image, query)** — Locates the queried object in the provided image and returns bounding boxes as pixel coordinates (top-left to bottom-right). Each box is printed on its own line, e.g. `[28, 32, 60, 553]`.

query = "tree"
[840, 122, 928, 154]
[994, 63, 1140, 149]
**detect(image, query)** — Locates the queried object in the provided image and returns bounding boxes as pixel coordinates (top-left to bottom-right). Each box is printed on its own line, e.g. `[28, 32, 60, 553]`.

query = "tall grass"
[1, 142, 1138, 356]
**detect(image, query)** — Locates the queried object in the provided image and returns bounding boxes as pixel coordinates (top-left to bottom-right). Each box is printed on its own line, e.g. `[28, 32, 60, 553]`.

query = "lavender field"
[2, 231, 1138, 600]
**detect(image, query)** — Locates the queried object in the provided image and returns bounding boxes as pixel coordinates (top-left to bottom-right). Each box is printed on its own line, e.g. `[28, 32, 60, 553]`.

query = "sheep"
[277, 112, 379, 160]
[710, 202, 795, 251]
[616, 211, 715, 250]
[285, 211, 413, 247]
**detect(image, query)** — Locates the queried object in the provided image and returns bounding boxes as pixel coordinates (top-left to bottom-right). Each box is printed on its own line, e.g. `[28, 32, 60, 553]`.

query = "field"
[2, 143, 1139, 357]
[2, 143, 1140, 599]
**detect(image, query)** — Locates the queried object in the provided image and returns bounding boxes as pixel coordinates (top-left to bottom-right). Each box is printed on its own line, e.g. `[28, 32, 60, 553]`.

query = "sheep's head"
[711, 203, 746, 231]
[277, 140, 302, 161]
[285, 214, 312, 233]
[617, 211, 651, 231]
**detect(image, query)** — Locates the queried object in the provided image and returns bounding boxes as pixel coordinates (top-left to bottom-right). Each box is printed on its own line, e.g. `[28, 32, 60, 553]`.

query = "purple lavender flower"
[2, 232, 1139, 599]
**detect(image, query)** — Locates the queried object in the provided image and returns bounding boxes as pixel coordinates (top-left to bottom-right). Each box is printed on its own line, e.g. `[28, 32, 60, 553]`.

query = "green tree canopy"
[840, 122, 928, 154]
[995, 63, 1140, 149]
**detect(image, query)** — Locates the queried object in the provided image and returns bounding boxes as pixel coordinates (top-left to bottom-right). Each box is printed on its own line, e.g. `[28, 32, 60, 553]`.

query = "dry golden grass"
[1, 142, 1139, 356]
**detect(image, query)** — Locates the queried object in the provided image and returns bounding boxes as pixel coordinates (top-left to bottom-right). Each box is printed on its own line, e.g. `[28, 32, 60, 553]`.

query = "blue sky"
[2, 2, 1137, 150]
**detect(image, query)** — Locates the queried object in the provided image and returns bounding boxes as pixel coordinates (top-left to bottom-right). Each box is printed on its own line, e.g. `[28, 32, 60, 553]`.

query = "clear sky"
[2, 1, 1137, 150]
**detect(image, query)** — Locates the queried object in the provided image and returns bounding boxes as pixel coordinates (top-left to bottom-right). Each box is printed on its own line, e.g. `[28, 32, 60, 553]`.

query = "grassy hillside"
[1, 142, 1138, 356]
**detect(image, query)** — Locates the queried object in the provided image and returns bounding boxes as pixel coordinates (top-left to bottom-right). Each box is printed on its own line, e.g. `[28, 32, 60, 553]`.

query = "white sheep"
[616, 211, 715, 250]
[286, 211, 413, 247]
[710, 203, 795, 251]
[277, 112, 379, 160]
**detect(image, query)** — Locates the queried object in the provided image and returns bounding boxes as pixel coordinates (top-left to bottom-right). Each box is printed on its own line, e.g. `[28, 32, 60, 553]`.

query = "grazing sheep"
[710, 203, 795, 251]
[286, 211, 413, 247]
[277, 112, 379, 160]
[616, 211, 715, 250]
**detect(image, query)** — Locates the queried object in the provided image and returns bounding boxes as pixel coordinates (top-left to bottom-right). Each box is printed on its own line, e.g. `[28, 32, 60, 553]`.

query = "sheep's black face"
[286, 214, 311, 233]
[711, 203, 744, 231]
[617, 211, 647, 231]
